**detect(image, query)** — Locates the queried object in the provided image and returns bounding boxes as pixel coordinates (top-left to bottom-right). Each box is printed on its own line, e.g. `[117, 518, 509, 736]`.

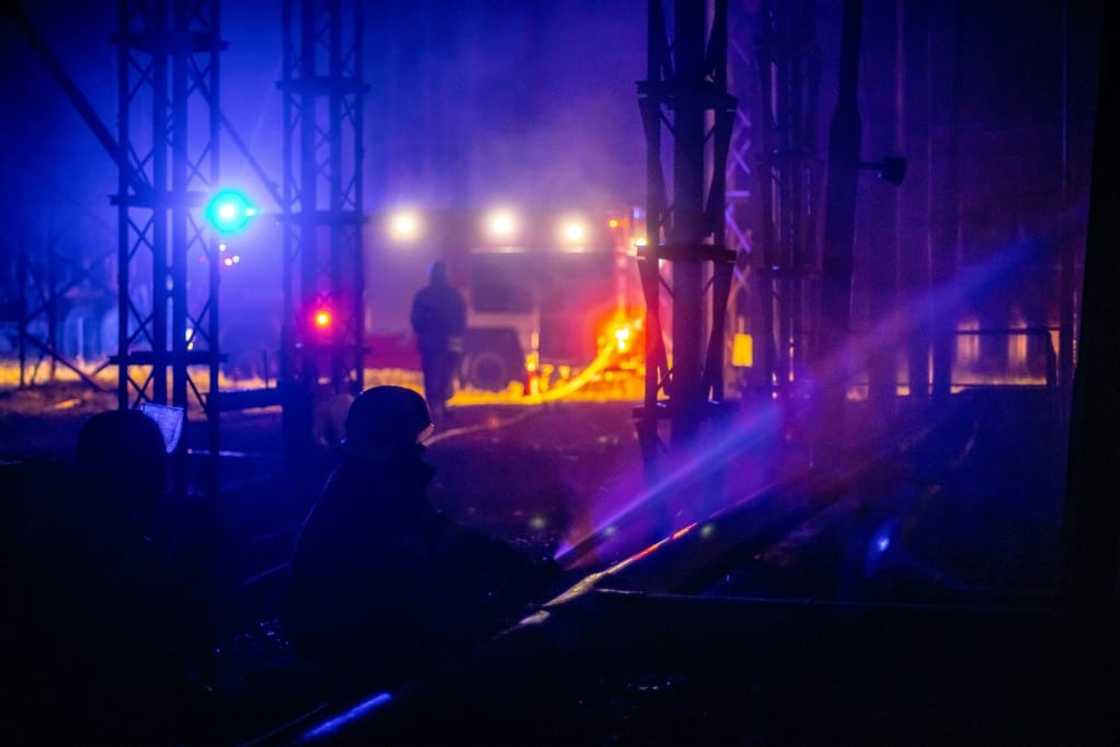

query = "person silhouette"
[10, 409, 203, 742]
[410, 261, 467, 424]
[285, 386, 560, 686]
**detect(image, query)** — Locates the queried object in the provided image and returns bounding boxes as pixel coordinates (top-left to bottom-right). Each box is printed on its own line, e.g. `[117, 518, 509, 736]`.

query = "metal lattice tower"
[751, 0, 822, 397]
[280, 0, 367, 404]
[112, 0, 224, 470]
[723, 3, 761, 395]
[636, 0, 737, 474]
[719, 1, 822, 401]
[15, 237, 113, 391]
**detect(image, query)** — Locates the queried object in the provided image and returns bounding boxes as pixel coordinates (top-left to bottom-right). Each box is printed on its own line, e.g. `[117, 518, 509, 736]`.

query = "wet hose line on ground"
[427, 340, 626, 446]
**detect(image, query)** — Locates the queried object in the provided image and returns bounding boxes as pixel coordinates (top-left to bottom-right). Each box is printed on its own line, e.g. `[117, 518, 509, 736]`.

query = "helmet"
[76, 409, 168, 514]
[345, 386, 432, 450]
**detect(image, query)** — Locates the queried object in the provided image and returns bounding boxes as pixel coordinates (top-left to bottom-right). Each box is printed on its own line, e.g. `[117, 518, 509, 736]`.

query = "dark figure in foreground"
[286, 386, 557, 686]
[410, 261, 467, 423]
[5, 410, 205, 742]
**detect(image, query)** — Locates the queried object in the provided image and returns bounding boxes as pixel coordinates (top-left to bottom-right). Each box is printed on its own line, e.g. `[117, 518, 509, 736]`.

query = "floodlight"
[560, 219, 587, 245]
[484, 208, 519, 241]
[387, 210, 422, 242]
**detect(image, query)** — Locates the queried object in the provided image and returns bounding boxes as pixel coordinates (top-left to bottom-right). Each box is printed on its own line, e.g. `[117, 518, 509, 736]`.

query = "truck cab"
[382, 207, 643, 392]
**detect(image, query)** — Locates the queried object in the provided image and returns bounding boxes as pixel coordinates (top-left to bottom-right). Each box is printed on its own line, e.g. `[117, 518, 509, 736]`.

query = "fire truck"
[379, 206, 646, 392]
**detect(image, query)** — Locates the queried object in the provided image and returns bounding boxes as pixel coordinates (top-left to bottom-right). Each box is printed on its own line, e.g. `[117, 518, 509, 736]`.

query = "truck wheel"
[466, 351, 510, 391]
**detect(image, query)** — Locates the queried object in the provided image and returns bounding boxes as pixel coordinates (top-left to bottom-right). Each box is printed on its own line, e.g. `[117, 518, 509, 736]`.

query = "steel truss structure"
[112, 0, 224, 471]
[13, 238, 113, 390]
[744, 0, 822, 397]
[721, 4, 759, 394]
[636, 0, 737, 473]
[280, 0, 367, 404]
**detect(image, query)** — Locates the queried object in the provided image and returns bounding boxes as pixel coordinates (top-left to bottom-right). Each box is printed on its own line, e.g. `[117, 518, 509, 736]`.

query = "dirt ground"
[0, 382, 644, 571]
[0, 383, 118, 459]
[1, 381, 1067, 602]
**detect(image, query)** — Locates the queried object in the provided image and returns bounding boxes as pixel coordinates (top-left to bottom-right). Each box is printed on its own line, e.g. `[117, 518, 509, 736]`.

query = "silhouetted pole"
[818, 0, 863, 449]
[866, 0, 900, 410]
[47, 241, 58, 382]
[669, 0, 707, 446]
[636, 0, 735, 509]
[1058, 0, 1075, 407]
[18, 238, 27, 388]
[899, 0, 930, 399]
[280, 0, 368, 465]
[299, 0, 318, 390]
[1062, 2, 1117, 614]
[754, 6, 777, 395]
[928, 1, 961, 401]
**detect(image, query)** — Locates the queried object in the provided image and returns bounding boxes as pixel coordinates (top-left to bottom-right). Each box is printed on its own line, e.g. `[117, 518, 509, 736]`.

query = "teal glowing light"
[203, 189, 258, 235]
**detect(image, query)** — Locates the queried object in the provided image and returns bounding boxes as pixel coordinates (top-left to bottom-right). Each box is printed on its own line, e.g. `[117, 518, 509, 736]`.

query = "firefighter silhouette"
[286, 386, 561, 683]
[410, 261, 467, 422]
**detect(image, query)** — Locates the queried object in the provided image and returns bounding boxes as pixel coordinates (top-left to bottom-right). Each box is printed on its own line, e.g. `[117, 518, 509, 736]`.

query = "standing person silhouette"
[410, 261, 466, 424]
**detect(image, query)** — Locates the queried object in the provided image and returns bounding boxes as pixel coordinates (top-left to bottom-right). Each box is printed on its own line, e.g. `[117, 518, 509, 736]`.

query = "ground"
[1, 379, 1075, 741]
[1, 382, 651, 739]
[1, 380, 1067, 598]
[0, 382, 643, 573]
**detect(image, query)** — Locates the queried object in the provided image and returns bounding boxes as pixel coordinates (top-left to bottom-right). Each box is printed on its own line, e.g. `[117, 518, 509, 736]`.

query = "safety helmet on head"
[77, 409, 168, 516]
[345, 386, 432, 450]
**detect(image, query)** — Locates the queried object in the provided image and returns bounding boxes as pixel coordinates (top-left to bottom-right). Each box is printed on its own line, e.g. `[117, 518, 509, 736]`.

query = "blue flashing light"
[301, 692, 393, 742]
[203, 189, 258, 235]
[863, 519, 899, 578]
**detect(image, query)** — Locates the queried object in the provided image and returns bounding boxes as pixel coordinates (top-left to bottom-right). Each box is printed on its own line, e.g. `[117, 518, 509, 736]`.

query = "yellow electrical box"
[732, 333, 753, 367]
